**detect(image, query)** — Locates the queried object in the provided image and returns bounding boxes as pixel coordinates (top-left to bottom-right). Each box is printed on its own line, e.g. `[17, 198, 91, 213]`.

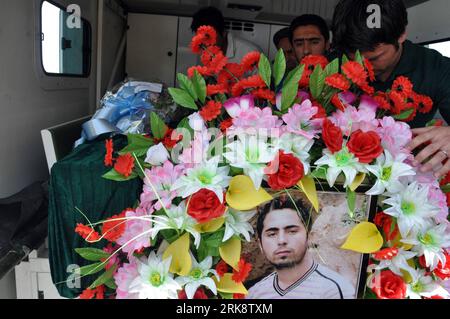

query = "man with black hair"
[273, 27, 297, 71]
[191, 6, 261, 63]
[247, 197, 355, 299]
[289, 14, 331, 62]
[331, 0, 450, 178]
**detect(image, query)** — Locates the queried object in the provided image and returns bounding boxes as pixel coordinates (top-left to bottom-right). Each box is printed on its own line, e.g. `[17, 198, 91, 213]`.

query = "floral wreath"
[68, 26, 450, 300]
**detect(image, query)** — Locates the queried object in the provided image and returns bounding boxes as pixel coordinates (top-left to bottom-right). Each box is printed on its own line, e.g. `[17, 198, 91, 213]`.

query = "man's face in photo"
[259, 208, 308, 269]
[292, 25, 329, 61]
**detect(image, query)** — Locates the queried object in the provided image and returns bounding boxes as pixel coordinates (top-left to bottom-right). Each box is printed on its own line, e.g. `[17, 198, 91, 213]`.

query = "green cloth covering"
[48, 135, 142, 298]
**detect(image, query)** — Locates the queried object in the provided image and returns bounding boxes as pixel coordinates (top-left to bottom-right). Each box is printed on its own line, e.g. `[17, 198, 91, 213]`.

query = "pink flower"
[114, 256, 140, 299]
[232, 107, 282, 132]
[282, 99, 319, 139]
[178, 130, 210, 166]
[377, 117, 412, 158]
[224, 95, 254, 118]
[116, 208, 153, 256]
[140, 161, 184, 210]
[428, 186, 449, 224]
[331, 98, 378, 136]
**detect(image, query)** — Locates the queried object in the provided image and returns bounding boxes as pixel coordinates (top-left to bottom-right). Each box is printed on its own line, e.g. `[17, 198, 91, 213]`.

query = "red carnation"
[190, 25, 217, 53]
[114, 153, 135, 177]
[232, 258, 252, 283]
[75, 223, 101, 242]
[219, 118, 233, 133]
[331, 94, 346, 112]
[200, 100, 222, 121]
[215, 260, 229, 278]
[414, 94, 433, 114]
[162, 128, 183, 149]
[217, 63, 244, 90]
[207, 84, 228, 96]
[201, 46, 228, 74]
[392, 76, 413, 98]
[364, 58, 375, 81]
[347, 130, 383, 164]
[187, 65, 211, 78]
[325, 73, 350, 91]
[187, 189, 226, 223]
[342, 61, 368, 87]
[299, 55, 328, 87]
[79, 285, 105, 299]
[266, 151, 305, 190]
[251, 88, 276, 104]
[101, 210, 128, 242]
[371, 270, 407, 299]
[240, 51, 261, 72]
[322, 119, 343, 153]
[373, 247, 399, 261]
[104, 138, 114, 166]
[374, 93, 391, 111]
[389, 91, 408, 115]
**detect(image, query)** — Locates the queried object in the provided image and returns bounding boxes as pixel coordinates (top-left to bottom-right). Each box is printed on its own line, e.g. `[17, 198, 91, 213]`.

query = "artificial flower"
[347, 130, 383, 164]
[325, 73, 350, 91]
[392, 76, 413, 98]
[104, 138, 114, 166]
[366, 151, 416, 195]
[114, 153, 135, 177]
[266, 151, 305, 190]
[232, 258, 252, 283]
[200, 100, 222, 121]
[175, 255, 219, 299]
[282, 99, 320, 139]
[114, 257, 140, 299]
[406, 269, 450, 299]
[223, 208, 256, 243]
[102, 210, 129, 242]
[272, 132, 314, 174]
[145, 143, 170, 166]
[322, 118, 343, 154]
[187, 189, 226, 223]
[383, 182, 440, 237]
[128, 251, 181, 299]
[116, 208, 153, 256]
[171, 156, 231, 202]
[370, 269, 407, 299]
[75, 224, 101, 242]
[373, 248, 417, 277]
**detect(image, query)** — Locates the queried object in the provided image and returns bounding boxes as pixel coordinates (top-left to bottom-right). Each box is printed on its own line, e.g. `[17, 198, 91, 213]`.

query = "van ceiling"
[120, 0, 430, 25]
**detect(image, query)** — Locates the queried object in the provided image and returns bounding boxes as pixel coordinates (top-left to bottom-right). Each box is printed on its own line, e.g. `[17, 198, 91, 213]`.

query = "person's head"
[256, 196, 312, 270]
[191, 6, 226, 48]
[273, 27, 298, 71]
[289, 14, 330, 61]
[331, 0, 408, 80]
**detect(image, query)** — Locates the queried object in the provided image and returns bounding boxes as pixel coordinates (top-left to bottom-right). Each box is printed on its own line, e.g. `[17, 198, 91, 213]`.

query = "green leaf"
[393, 108, 415, 120]
[150, 112, 168, 139]
[324, 58, 339, 77]
[309, 64, 325, 100]
[310, 166, 328, 180]
[204, 229, 226, 248]
[355, 51, 364, 65]
[258, 53, 272, 88]
[102, 168, 138, 182]
[104, 277, 118, 290]
[78, 262, 105, 276]
[177, 73, 197, 101]
[273, 48, 286, 87]
[218, 292, 235, 299]
[192, 70, 207, 104]
[168, 87, 198, 110]
[119, 134, 154, 157]
[176, 117, 194, 138]
[281, 64, 304, 111]
[89, 265, 117, 289]
[342, 54, 349, 65]
[346, 187, 356, 218]
[75, 248, 110, 262]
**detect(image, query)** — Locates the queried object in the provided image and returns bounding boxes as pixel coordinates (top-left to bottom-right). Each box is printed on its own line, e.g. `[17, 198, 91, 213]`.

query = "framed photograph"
[243, 187, 377, 299]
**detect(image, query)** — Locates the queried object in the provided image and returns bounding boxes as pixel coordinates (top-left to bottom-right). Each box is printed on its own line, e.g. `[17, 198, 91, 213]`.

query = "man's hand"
[407, 126, 450, 178]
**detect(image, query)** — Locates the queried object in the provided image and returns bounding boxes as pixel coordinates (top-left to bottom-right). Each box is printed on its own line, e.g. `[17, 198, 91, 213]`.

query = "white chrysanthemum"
[366, 151, 415, 196]
[406, 269, 450, 299]
[373, 248, 417, 277]
[171, 156, 230, 202]
[223, 208, 256, 243]
[272, 132, 314, 174]
[402, 223, 450, 271]
[151, 202, 201, 248]
[383, 182, 440, 238]
[175, 255, 219, 299]
[314, 147, 367, 188]
[223, 134, 277, 189]
[128, 251, 181, 299]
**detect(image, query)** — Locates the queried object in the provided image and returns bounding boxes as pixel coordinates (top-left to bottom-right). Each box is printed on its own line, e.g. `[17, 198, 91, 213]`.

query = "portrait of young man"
[246, 196, 355, 299]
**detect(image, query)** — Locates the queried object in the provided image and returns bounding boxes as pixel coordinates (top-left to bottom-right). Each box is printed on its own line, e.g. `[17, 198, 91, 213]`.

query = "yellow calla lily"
[297, 175, 319, 213]
[219, 237, 241, 270]
[349, 173, 366, 192]
[162, 232, 191, 276]
[341, 222, 383, 253]
[214, 273, 248, 295]
[226, 175, 272, 211]
[194, 217, 225, 233]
